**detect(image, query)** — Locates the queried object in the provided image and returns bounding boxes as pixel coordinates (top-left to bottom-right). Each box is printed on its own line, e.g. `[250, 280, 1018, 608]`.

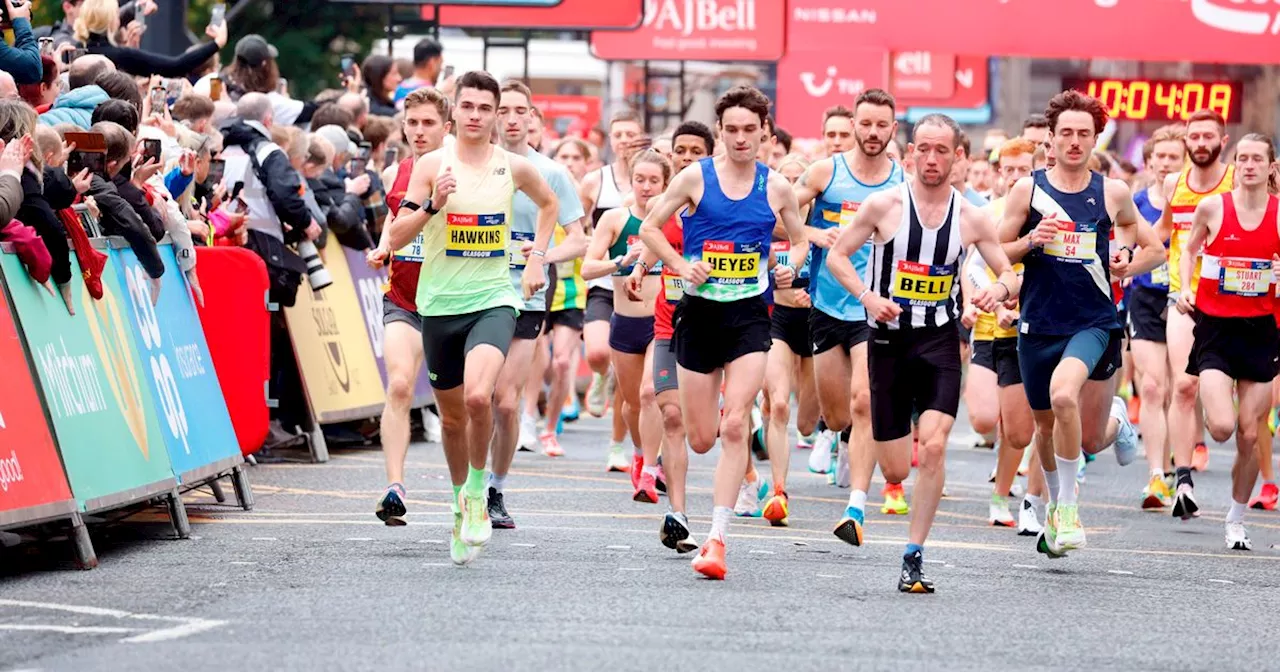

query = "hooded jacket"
[39, 86, 110, 130]
[308, 169, 372, 250]
[219, 118, 310, 244]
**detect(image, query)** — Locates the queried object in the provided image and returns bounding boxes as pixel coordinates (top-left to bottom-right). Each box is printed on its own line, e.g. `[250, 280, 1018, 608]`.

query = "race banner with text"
[284, 242, 386, 424]
[0, 249, 174, 510]
[341, 245, 433, 407]
[591, 0, 786, 62]
[0, 265, 75, 524]
[113, 245, 241, 481]
[775, 46, 887, 135]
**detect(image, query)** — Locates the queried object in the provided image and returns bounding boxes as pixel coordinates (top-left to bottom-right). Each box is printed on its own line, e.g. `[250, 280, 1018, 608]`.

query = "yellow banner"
[285, 244, 386, 422]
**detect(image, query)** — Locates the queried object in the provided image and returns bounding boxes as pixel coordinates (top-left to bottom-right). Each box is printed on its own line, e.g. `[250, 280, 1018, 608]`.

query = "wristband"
[857, 288, 870, 302]
[612, 255, 625, 271]
[996, 280, 1011, 301]
[637, 260, 650, 274]
[530, 249, 546, 258]
[425, 201, 441, 216]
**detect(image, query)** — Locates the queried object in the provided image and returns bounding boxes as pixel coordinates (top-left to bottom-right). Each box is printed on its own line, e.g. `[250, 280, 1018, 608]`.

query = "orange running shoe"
[762, 490, 790, 527]
[1191, 442, 1210, 472]
[692, 538, 726, 580]
[1249, 482, 1279, 511]
[633, 469, 660, 504]
[1128, 394, 1141, 425]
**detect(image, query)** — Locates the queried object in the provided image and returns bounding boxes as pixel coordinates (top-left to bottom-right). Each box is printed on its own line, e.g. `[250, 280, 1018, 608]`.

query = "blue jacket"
[0, 18, 43, 85]
[39, 86, 110, 130]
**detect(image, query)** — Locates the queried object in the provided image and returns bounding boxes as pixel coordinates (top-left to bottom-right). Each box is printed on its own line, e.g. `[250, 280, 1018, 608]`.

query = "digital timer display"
[1061, 78, 1242, 124]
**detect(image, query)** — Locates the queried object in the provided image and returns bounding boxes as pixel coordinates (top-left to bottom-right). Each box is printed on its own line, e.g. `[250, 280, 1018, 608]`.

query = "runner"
[385, 71, 560, 565]
[579, 109, 644, 471]
[999, 90, 1164, 559]
[637, 85, 805, 580]
[1176, 133, 1280, 550]
[1158, 110, 1234, 517]
[1129, 125, 1185, 509]
[627, 121, 715, 552]
[827, 112, 1020, 592]
[821, 105, 856, 157]
[791, 88, 907, 543]
[486, 80, 586, 528]
[366, 87, 452, 527]
[581, 150, 667, 503]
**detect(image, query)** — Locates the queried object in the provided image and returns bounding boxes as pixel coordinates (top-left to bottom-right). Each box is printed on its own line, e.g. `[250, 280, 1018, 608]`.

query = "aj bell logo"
[1187, 0, 1280, 35]
[800, 66, 866, 98]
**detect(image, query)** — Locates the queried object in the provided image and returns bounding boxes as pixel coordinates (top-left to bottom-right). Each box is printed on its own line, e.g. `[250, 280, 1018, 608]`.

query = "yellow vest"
[1168, 164, 1234, 295]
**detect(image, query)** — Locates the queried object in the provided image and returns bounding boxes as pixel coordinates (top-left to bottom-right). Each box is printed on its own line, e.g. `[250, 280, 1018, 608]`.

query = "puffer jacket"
[39, 86, 110, 130]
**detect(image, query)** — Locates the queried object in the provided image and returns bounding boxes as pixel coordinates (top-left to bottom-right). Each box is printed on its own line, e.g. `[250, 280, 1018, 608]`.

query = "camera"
[296, 240, 333, 291]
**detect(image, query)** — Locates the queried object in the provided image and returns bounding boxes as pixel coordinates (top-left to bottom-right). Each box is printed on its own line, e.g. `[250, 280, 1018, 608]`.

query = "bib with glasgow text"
[840, 200, 858, 227]
[703, 240, 762, 285]
[509, 231, 533, 269]
[445, 213, 506, 258]
[1044, 220, 1097, 265]
[394, 232, 425, 263]
[664, 275, 686, 303]
[892, 260, 955, 307]
[1219, 258, 1273, 297]
[1150, 262, 1170, 286]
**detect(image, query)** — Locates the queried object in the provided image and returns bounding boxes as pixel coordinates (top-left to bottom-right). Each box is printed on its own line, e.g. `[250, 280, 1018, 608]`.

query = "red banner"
[0, 280, 74, 516]
[426, 0, 644, 29]
[890, 52, 954, 101]
[895, 55, 989, 110]
[775, 47, 887, 135]
[590, 0, 786, 62]
[787, 0, 1280, 65]
[533, 94, 602, 134]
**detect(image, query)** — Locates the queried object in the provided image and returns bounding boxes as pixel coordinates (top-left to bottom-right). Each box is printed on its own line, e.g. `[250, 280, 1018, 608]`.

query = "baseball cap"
[234, 35, 278, 68]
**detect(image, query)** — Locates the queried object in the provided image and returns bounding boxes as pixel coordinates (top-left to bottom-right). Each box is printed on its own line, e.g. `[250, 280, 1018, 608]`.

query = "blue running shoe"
[376, 484, 407, 526]
[1110, 396, 1139, 466]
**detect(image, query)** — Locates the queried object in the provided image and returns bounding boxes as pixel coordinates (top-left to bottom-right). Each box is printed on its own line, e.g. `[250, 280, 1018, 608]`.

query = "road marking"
[0, 600, 227, 644]
[923, 559, 946, 565]
[0, 624, 140, 635]
[748, 549, 775, 555]
[418, 539, 444, 544]
[1013, 564, 1039, 570]
[1208, 579, 1235, 585]
[229, 561, 257, 566]
[120, 619, 227, 644]
[511, 543, 536, 548]
[251, 537, 277, 541]
[344, 537, 374, 542]
[618, 567, 644, 572]
[423, 562, 451, 567]
[1107, 570, 1135, 576]
[605, 545, 631, 550]
[816, 574, 843, 579]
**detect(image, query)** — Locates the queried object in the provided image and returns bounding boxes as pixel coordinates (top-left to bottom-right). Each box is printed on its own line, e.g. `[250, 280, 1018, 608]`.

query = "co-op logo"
[800, 66, 867, 98]
[1092, 0, 1280, 34]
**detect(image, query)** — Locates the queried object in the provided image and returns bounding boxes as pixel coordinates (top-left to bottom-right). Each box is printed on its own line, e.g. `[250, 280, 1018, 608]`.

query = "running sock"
[642, 465, 661, 479]
[387, 482, 405, 497]
[1227, 500, 1247, 523]
[1044, 466, 1061, 504]
[847, 489, 867, 512]
[1151, 468, 1164, 479]
[709, 506, 733, 542]
[839, 427, 852, 443]
[1056, 457, 1080, 504]
[487, 472, 506, 494]
[464, 466, 486, 498]
[905, 543, 923, 559]
[1176, 466, 1195, 488]
[451, 484, 462, 514]
[1025, 493, 1044, 511]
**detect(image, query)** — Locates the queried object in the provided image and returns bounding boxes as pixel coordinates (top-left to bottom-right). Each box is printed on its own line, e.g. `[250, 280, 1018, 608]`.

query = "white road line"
[748, 549, 775, 555]
[816, 574, 843, 579]
[1107, 570, 1135, 576]
[1209, 579, 1235, 585]
[510, 543, 537, 547]
[418, 539, 444, 544]
[0, 599, 228, 644]
[923, 559, 946, 565]
[251, 537, 278, 541]
[0, 599, 132, 618]
[423, 562, 451, 567]
[0, 624, 140, 635]
[1012, 564, 1039, 570]
[120, 619, 227, 643]
[618, 567, 644, 572]
[605, 545, 631, 550]
[229, 561, 257, 566]
[344, 537, 374, 542]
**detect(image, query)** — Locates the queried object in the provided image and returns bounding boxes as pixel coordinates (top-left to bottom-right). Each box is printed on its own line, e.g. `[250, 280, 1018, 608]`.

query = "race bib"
[1044, 220, 1097, 265]
[508, 231, 533, 269]
[663, 273, 686, 303]
[703, 240, 762, 285]
[1218, 258, 1272, 297]
[1150, 263, 1170, 286]
[445, 213, 506, 258]
[840, 200, 859, 228]
[393, 232, 425, 263]
[892, 260, 955, 307]
[771, 241, 791, 269]
[555, 259, 576, 278]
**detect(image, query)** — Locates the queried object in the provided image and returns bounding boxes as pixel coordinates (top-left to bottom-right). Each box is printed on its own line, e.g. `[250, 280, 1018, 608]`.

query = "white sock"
[847, 489, 867, 511]
[1227, 500, 1247, 524]
[1025, 493, 1044, 511]
[1056, 456, 1080, 504]
[488, 472, 506, 493]
[1044, 466, 1061, 504]
[709, 506, 733, 542]
[642, 465, 660, 478]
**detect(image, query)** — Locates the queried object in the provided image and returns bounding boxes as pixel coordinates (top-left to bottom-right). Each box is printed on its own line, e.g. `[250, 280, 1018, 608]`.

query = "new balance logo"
[1087, 197, 1097, 205]
[494, 167, 506, 175]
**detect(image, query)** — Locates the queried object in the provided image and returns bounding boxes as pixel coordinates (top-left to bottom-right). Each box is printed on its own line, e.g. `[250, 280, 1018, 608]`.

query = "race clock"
[1062, 78, 1242, 123]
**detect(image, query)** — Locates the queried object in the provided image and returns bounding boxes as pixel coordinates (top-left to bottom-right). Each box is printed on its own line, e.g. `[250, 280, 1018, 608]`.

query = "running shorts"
[674, 295, 771, 374]
[383, 294, 422, 333]
[421, 306, 517, 390]
[770, 304, 812, 358]
[970, 339, 994, 372]
[1018, 327, 1121, 411]
[585, 286, 614, 324]
[546, 308, 585, 332]
[868, 325, 962, 442]
[514, 310, 548, 341]
[992, 337, 1022, 388]
[609, 313, 654, 355]
[809, 308, 870, 356]
[653, 338, 679, 395]
[1128, 284, 1168, 343]
[1188, 313, 1280, 383]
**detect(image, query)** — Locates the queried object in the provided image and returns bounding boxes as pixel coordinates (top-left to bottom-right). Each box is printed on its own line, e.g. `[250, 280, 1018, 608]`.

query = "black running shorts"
[1128, 285, 1168, 343]
[809, 308, 870, 356]
[674, 294, 771, 374]
[770, 304, 812, 358]
[421, 306, 518, 390]
[1188, 313, 1280, 382]
[585, 286, 614, 324]
[868, 325, 962, 442]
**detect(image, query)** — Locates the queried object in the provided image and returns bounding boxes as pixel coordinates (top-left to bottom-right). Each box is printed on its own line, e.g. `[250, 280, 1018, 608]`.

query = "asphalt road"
[2, 406, 1278, 671]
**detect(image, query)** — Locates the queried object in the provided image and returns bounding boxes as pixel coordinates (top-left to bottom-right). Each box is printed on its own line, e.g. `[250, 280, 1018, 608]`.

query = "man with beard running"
[827, 113, 1020, 593]
[792, 88, 907, 545]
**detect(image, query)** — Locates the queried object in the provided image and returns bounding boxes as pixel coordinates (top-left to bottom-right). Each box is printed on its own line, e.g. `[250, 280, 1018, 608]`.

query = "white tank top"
[588, 165, 627, 292]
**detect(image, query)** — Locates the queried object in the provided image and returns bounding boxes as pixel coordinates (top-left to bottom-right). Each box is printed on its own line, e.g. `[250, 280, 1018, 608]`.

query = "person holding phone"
[75, 0, 227, 78]
[360, 55, 401, 118]
[0, 0, 44, 85]
[16, 55, 59, 112]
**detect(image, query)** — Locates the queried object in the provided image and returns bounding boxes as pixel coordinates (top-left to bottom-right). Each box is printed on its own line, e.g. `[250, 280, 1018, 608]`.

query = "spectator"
[360, 55, 400, 118]
[39, 59, 113, 129]
[75, 0, 227, 78]
[0, 135, 50, 284]
[309, 103, 354, 133]
[0, 137, 25, 224]
[305, 131, 370, 250]
[91, 98, 139, 133]
[337, 92, 369, 132]
[18, 56, 59, 113]
[528, 107, 545, 152]
[218, 34, 304, 127]
[35, 0, 150, 48]
[552, 137, 591, 182]
[0, 0, 42, 85]
[394, 37, 443, 102]
[33, 125, 64, 169]
[0, 72, 18, 100]
[362, 116, 396, 172]
[94, 69, 142, 111]
[87, 120, 165, 287]
[69, 55, 115, 89]
[172, 93, 216, 135]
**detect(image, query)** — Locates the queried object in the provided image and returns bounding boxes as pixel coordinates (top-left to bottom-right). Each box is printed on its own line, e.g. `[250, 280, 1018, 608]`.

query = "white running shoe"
[1017, 444, 1032, 476]
[990, 494, 1015, 527]
[1017, 497, 1043, 536]
[1110, 396, 1139, 466]
[835, 440, 851, 488]
[517, 412, 538, 452]
[733, 479, 762, 517]
[422, 407, 443, 444]
[586, 372, 608, 417]
[809, 430, 836, 473]
[1226, 521, 1252, 551]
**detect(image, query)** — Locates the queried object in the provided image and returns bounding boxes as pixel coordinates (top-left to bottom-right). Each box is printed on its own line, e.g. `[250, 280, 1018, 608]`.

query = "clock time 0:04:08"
[1062, 78, 1242, 123]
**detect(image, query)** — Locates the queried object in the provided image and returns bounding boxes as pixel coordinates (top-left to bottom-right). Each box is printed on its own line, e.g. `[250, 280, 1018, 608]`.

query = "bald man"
[0, 72, 17, 101]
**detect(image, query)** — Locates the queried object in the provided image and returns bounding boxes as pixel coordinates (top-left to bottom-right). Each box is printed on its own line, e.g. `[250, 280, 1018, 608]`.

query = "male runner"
[1021, 114, 1052, 167]
[1129, 125, 1185, 508]
[821, 105, 857, 157]
[1158, 109, 1235, 517]
[792, 88, 908, 541]
[367, 87, 452, 526]
[638, 85, 805, 580]
[386, 71, 560, 565]
[828, 113, 1020, 593]
[1177, 133, 1280, 550]
[487, 80, 586, 527]
[999, 90, 1164, 558]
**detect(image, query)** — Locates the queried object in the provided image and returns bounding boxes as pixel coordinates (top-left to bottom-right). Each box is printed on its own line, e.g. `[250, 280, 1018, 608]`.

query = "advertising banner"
[775, 47, 887, 135]
[786, 0, 1280, 66]
[340, 245, 432, 407]
[532, 95, 602, 137]
[284, 242, 386, 423]
[591, 0, 786, 62]
[426, 0, 644, 30]
[895, 55, 989, 110]
[0, 264, 75, 525]
[0, 250, 174, 510]
[889, 52, 955, 101]
[112, 246, 241, 481]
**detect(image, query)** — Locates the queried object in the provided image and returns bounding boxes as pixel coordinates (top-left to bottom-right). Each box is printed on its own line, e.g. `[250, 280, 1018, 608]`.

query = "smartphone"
[149, 86, 166, 114]
[38, 37, 54, 56]
[206, 158, 225, 187]
[136, 3, 145, 29]
[443, 64, 455, 80]
[141, 138, 162, 164]
[64, 131, 107, 175]
[357, 142, 372, 161]
[62, 47, 86, 65]
[340, 54, 357, 81]
[383, 146, 399, 168]
[209, 2, 226, 28]
[277, 78, 288, 95]
[209, 76, 223, 100]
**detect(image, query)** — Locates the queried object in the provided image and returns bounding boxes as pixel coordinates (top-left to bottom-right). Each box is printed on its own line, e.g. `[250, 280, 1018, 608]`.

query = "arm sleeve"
[0, 173, 23, 224]
[165, 167, 194, 199]
[117, 1, 137, 24]
[260, 150, 312, 240]
[102, 41, 220, 78]
[90, 180, 166, 278]
[1, 19, 45, 85]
